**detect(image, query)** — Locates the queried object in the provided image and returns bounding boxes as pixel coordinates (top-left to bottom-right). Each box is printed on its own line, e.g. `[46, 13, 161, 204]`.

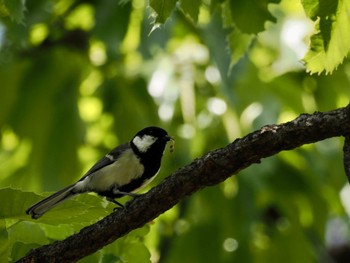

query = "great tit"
[26, 126, 173, 219]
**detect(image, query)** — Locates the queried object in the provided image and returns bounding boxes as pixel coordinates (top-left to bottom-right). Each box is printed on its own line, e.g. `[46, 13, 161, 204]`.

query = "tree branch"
[17, 105, 350, 263]
[343, 134, 350, 183]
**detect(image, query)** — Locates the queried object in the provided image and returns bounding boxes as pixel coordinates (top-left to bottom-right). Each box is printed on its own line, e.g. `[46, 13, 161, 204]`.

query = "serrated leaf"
[180, 0, 201, 23]
[229, 0, 281, 34]
[221, 1, 253, 68]
[227, 27, 254, 67]
[150, 0, 177, 24]
[302, 0, 350, 74]
[3, 0, 26, 23]
[301, 0, 338, 20]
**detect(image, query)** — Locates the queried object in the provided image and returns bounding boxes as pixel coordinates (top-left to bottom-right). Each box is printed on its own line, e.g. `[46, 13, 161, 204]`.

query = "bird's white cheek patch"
[133, 135, 157, 152]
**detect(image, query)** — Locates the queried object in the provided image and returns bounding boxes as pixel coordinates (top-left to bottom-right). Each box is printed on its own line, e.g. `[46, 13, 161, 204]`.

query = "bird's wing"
[79, 143, 131, 180]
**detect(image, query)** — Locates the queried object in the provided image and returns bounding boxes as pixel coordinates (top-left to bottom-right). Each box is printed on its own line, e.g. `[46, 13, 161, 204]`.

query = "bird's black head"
[131, 126, 172, 156]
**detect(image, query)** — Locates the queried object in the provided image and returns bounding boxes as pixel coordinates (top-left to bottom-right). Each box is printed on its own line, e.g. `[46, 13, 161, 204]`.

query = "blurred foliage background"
[0, 0, 350, 262]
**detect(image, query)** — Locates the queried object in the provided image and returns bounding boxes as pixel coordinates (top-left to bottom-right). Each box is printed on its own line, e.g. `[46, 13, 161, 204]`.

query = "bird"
[26, 126, 173, 219]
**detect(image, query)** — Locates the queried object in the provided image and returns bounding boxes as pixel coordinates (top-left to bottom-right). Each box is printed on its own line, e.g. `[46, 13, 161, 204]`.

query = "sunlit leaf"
[302, 0, 338, 19]
[302, 0, 350, 74]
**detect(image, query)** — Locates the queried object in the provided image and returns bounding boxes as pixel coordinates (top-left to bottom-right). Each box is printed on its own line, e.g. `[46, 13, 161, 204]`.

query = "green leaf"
[93, 1, 132, 50]
[0, 188, 35, 220]
[227, 27, 254, 67]
[0, 188, 111, 227]
[39, 224, 75, 241]
[10, 242, 39, 262]
[8, 221, 48, 245]
[100, 225, 151, 263]
[221, 1, 253, 67]
[229, 0, 281, 34]
[0, 188, 118, 260]
[23, 193, 111, 226]
[302, 0, 338, 19]
[122, 241, 151, 263]
[3, 0, 26, 23]
[0, 221, 10, 263]
[180, 0, 201, 23]
[150, 0, 177, 24]
[302, 0, 350, 74]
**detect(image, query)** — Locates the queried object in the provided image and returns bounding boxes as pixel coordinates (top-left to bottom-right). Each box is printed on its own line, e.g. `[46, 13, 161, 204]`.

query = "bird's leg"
[115, 191, 141, 197]
[106, 197, 124, 210]
[112, 185, 141, 198]
[109, 185, 142, 211]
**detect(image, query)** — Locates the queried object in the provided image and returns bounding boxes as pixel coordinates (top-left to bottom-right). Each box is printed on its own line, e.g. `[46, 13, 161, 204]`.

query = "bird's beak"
[165, 135, 173, 141]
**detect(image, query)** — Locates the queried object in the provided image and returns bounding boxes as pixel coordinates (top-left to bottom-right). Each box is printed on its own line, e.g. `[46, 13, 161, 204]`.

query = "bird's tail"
[26, 184, 78, 219]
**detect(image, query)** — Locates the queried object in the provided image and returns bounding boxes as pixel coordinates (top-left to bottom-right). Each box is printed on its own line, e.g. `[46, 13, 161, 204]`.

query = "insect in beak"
[169, 137, 175, 153]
